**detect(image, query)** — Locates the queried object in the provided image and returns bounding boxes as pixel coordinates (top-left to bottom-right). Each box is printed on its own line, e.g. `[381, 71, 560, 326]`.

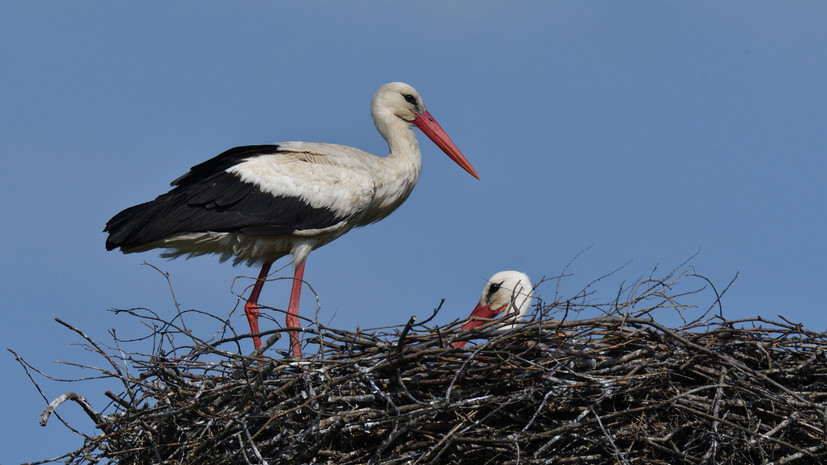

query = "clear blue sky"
[3, 2, 825, 463]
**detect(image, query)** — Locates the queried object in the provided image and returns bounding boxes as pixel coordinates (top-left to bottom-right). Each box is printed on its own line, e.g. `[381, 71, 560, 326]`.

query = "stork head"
[452, 271, 533, 348]
[371, 82, 479, 179]
[372, 82, 425, 123]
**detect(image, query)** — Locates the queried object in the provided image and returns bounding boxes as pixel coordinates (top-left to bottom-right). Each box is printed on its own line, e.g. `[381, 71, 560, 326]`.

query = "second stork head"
[452, 271, 533, 348]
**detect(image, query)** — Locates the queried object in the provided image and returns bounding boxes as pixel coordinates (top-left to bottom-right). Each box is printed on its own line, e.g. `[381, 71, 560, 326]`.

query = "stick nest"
[18, 269, 827, 464]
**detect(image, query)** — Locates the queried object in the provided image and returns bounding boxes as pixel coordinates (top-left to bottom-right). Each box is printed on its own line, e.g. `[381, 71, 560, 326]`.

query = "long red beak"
[413, 110, 480, 180]
[460, 303, 500, 330]
[451, 303, 506, 348]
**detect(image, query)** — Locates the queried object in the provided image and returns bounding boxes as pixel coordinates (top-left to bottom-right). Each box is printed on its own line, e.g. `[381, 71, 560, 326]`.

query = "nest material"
[20, 272, 827, 464]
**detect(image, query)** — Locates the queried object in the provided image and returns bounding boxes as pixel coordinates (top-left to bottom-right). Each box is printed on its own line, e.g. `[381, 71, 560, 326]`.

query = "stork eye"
[486, 281, 504, 300]
[403, 94, 417, 105]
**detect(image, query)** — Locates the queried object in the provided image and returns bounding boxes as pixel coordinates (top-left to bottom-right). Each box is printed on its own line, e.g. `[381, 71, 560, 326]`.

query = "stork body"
[451, 271, 533, 348]
[105, 82, 479, 357]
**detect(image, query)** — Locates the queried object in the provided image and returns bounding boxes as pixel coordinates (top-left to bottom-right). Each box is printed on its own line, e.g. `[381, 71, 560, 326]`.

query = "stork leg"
[244, 261, 272, 350]
[287, 260, 305, 357]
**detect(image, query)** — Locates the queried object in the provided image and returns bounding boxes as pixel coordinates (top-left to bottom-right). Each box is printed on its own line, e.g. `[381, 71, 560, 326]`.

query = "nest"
[15, 268, 827, 464]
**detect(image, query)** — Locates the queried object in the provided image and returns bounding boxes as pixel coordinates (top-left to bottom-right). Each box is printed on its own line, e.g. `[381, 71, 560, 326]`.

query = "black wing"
[104, 146, 343, 251]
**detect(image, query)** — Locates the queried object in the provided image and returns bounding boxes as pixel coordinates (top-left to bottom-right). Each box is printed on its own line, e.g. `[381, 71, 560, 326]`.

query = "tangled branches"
[15, 270, 827, 464]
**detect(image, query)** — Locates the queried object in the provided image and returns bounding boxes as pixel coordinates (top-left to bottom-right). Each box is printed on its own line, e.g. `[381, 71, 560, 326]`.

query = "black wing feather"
[105, 170, 343, 251]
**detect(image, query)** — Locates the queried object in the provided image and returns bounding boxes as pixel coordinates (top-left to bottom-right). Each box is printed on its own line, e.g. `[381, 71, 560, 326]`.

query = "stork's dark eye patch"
[486, 281, 504, 301]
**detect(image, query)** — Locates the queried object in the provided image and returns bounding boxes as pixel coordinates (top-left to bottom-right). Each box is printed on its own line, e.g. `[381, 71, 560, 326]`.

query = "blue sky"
[2, 2, 826, 463]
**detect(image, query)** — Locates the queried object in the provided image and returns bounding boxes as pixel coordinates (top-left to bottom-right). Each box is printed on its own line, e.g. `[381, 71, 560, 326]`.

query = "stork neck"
[358, 122, 422, 225]
[382, 121, 423, 183]
[384, 119, 417, 154]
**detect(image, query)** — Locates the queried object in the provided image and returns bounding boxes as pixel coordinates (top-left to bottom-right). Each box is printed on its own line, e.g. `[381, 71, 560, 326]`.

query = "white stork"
[104, 82, 479, 357]
[451, 271, 533, 348]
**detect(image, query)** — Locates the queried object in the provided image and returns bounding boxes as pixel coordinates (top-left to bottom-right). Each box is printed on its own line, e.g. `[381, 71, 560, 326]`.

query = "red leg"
[286, 260, 305, 357]
[244, 261, 272, 350]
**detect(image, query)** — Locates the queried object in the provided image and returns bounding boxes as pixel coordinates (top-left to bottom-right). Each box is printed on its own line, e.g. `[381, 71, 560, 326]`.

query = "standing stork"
[104, 82, 479, 357]
[451, 271, 533, 348]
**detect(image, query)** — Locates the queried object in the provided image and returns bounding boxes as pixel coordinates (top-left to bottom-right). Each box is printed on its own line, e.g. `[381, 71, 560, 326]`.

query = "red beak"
[451, 303, 507, 348]
[413, 110, 480, 180]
